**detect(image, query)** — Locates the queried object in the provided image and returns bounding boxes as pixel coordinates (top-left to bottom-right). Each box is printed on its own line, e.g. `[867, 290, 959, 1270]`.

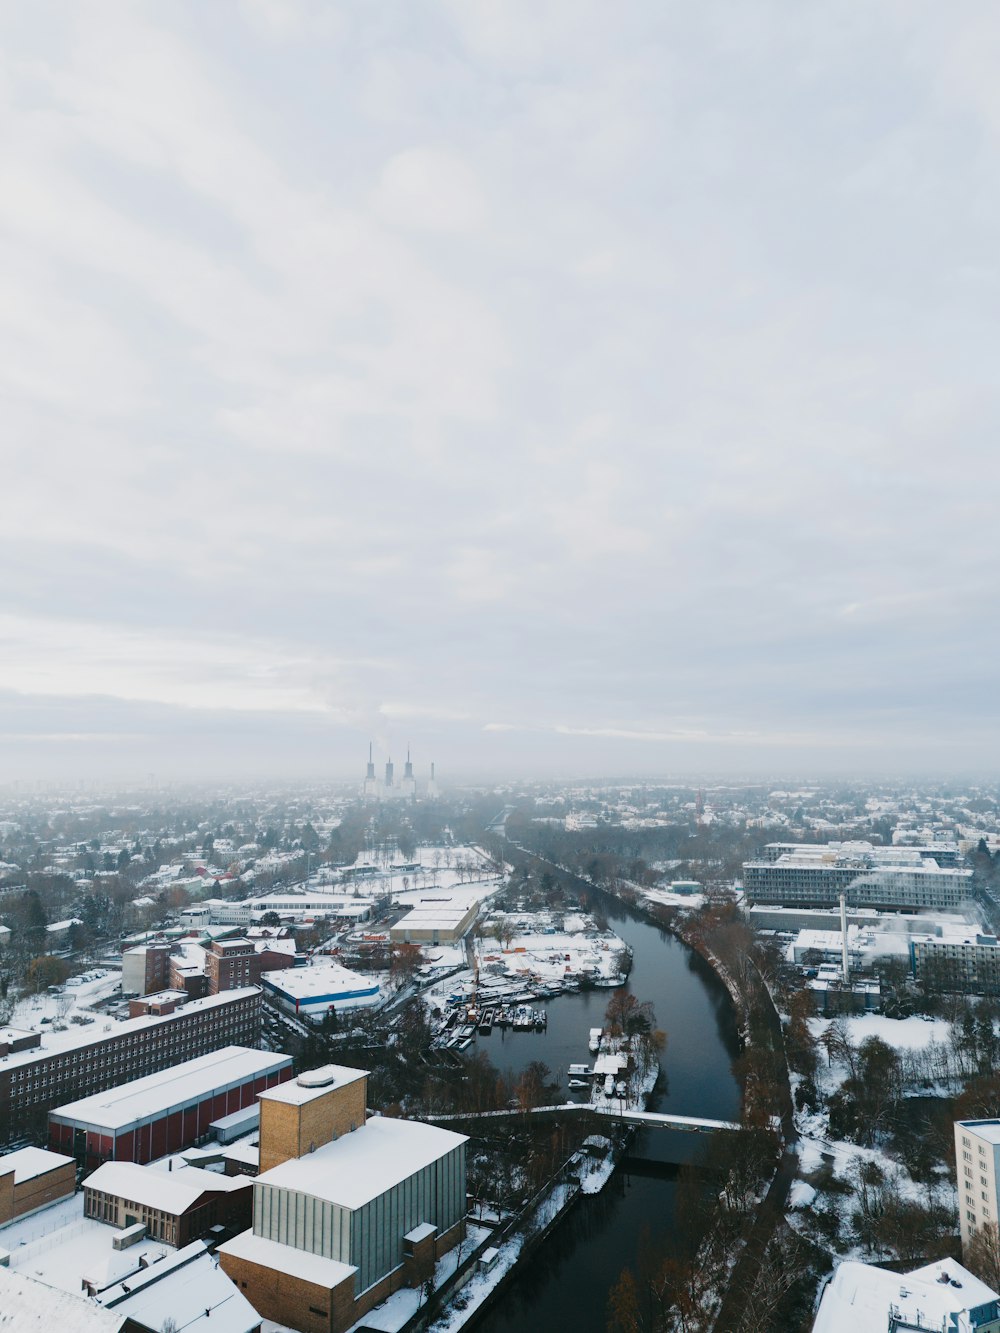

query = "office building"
[743, 842, 972, 910]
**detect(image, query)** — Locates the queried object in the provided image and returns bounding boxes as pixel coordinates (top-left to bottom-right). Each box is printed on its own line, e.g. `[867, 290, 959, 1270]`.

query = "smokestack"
[366, 742, 375, 781]
[385, 758, 394, 787]
[404, 747, 413, 780]
[839, 892, 849, 981]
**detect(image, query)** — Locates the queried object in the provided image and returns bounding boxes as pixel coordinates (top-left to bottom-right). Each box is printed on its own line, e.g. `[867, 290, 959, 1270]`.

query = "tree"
[968, 1221, 1000, 1290]
[26, 955, 70, 992]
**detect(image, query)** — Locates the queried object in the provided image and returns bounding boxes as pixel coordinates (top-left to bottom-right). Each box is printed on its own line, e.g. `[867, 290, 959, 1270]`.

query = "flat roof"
[0, 1146, 73, 1184]
[0, 988, 261, 1073]
[50, 1046, 290, 1132]
[959, 1120, 1000, 1145]
[260, 962, 379, 1002]
[258, 1065, 367, 1107]
[256, 1114, 466, 1210]
[814, 1258, 998, 1333]
[219, 1229, 356, 1289]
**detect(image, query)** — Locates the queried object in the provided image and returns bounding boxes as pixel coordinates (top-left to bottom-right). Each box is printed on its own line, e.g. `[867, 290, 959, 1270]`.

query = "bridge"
[424, 1102, 740, 1134]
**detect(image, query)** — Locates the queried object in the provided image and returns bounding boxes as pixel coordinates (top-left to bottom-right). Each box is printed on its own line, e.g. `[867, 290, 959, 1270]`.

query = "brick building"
[0, 988, 262, 1144]
[220, 1065, 467, 1333]
[84, 1160, 252, 1246]
[0, 1146, 75, 1225]
[207, 938, 257, 993]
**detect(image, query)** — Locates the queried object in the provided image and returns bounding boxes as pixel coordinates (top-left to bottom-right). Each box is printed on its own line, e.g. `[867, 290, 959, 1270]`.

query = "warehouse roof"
[50, 1046, 291, 1131]
[260, 960, 379, 1002]
[98, 1240, 259, 1333]
[256, 1114, 466, 1209]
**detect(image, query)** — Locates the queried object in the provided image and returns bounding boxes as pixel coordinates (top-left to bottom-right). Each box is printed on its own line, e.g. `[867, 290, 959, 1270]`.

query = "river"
[469, 883, 742, 1332]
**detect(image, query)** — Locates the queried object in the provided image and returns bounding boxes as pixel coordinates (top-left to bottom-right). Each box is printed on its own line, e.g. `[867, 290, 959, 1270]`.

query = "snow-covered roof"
[0, 1146, 73, 1184]
[51, 1046, 290, 1131]
[86, 1161, 247, 1214]
[97, 1240, 261, 1333]
[0, 988, 260, 1072]
[0, 1269, 125, 1330]
[259, 1064, 366, 1106]
[256, 1114, 467, 1210]
[814, 1258, 999, 1333]
[259, 961, 379, 1002]
[219, 1229, 356, 1288]
[959, 1119, 1000, 1146]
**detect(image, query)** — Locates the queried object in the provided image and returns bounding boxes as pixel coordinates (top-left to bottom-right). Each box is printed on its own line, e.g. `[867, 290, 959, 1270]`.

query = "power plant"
[362, 745, 437, 802]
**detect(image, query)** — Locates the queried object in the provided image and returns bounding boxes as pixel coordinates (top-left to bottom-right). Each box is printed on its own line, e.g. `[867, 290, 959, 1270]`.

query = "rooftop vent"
[297, 1068, 336, 1089]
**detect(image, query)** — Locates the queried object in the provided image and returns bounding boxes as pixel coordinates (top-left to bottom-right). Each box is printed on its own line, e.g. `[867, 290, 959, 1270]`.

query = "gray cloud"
[0, 1, 998, 783]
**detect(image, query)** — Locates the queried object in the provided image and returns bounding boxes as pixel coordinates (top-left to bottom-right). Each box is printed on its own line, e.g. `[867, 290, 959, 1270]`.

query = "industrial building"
[84, 1160, 252, 1246]
[742, 841, 972, 910]
[219, 1064, 467, 1333]
[259, 960, 381, 1020]
[0, 987, 262, 1144]
[0, 1146, 75, 1226]
[95, 1239, 262, 1333]
[49, 1046, 292, 1169]
[389, 897, 480, 945]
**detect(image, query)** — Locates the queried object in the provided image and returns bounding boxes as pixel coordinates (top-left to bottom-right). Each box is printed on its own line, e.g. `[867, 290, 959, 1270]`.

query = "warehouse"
[389, 896, 479, 945]
[49, 1046, 292, 1169]
[259, 960, 381, 1020]
[84, 1159, 252, 1245]
[0, 1146, 75, 1225]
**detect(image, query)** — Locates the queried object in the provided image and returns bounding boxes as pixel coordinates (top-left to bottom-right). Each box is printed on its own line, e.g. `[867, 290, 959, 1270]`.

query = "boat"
[589, 1028, 602, 1053]
[568, 1063, 592, 1077]
[479, 1010, 494, 1035]
[568, 1079, 588, 1089]
[513, 1006, 534, 1030]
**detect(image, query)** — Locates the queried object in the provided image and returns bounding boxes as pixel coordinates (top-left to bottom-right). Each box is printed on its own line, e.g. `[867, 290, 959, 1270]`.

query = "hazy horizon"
[3, 2, 999, 784]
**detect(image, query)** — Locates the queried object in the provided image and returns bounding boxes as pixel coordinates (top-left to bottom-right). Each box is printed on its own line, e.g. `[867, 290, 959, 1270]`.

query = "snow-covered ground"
[474, 910, 628, 988]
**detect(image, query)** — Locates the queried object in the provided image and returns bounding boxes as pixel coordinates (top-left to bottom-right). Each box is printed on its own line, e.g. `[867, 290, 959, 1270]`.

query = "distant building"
[219, 1064, 467, 1333]
[389, 897, 479, 945]
[743, 842, 972, 910]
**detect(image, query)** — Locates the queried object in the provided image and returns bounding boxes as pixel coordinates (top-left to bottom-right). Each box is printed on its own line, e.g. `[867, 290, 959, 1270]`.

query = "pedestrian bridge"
[425, 1102, 740, 1133]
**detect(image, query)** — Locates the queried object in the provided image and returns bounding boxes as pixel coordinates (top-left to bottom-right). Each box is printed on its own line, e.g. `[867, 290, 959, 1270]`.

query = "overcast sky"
[2, 1, 999, 786]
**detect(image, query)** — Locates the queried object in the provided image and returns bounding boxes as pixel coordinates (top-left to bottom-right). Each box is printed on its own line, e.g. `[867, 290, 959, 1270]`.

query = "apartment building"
[206, 938, 257, 992]
[911, 933, 1000, 995]
[0, 988, 261, 1143]
[956, 1120, 1000, 1255]
[743, 842, 972, 910]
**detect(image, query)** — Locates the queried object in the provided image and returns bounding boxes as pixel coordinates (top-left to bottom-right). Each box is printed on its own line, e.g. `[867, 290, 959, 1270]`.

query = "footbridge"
[424, 1102, 740, 1134]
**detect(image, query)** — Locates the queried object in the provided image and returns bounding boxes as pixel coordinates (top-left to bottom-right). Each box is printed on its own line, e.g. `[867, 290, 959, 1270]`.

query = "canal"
[469, 881, 742, 1332]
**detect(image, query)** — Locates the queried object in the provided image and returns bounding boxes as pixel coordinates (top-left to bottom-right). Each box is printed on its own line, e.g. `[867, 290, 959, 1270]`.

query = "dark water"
[472, 888, 741, 1332]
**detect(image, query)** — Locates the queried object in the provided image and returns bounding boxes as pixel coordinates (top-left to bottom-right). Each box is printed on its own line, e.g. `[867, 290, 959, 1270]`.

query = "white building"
[957, 1120, 1000, 1255]
[814, 1257, 1000, 1333]
[259, 959, 381, 1019]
